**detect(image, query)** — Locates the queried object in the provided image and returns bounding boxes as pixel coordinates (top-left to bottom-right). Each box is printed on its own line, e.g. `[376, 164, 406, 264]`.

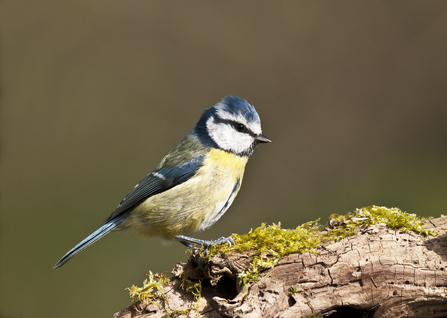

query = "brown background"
[1, 1, 447, 317]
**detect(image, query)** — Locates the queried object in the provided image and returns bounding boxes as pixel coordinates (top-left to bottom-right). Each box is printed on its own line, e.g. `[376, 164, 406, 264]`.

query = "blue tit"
[53, 96, 270, 269]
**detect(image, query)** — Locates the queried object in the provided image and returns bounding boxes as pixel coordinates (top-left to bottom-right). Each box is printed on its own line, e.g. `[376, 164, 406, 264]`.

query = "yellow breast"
[125, 149, 248, 240]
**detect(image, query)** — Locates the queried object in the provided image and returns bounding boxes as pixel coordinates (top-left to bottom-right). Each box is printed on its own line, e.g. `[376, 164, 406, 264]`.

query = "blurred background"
[1, 1, 447, 317]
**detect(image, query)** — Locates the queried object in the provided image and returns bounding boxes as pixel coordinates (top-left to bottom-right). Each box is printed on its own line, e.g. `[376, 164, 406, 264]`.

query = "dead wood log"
[115, 216, 447, 318]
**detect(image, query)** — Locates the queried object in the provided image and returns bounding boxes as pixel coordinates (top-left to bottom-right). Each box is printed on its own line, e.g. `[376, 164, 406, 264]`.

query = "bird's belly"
[125, 150, 247, 240]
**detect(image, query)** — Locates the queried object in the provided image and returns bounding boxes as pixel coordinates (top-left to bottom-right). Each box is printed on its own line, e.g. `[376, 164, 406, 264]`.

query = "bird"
[53, 96, 270, 269]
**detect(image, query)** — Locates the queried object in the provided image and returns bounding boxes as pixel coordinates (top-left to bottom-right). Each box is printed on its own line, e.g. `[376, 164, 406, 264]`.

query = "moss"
[127, 271, 199, 317]
[180, 274, 202, 302]
[288, 287, 299, 295]
[180, 274, 203, 317]
[329, 205, 434, 237]
[127, 206, 436, 311]
[126, 271, 172, 304]
[210, 221, 323, 285]
[205, 205, 435, 285]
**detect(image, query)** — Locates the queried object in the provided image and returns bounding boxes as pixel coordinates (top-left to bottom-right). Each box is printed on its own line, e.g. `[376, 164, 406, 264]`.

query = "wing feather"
[101, 155, 204, 224]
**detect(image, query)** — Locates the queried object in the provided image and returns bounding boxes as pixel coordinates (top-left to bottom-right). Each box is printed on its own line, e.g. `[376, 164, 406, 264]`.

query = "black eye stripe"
[213, 117, 256, 137]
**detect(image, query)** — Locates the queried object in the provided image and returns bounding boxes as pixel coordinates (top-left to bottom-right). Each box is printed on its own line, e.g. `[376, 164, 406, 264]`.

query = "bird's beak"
[256, 134, 271, 143]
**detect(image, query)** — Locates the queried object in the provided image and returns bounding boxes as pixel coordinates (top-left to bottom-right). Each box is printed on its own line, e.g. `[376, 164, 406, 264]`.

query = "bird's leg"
[175, 235, 235, 250]
[176, 235, 236, 271]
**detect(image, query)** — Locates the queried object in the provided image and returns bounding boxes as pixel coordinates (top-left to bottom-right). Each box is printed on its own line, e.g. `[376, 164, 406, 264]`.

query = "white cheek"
[206, 118, 254, 153]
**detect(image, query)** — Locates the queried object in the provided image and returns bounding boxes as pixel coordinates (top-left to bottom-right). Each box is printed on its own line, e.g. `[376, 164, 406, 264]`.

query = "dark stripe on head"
[212, 116, 258, 139]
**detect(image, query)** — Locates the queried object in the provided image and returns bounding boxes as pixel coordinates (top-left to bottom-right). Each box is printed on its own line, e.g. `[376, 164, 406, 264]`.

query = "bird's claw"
[207, 236, 235, 248]
[176, 234, 235, 271]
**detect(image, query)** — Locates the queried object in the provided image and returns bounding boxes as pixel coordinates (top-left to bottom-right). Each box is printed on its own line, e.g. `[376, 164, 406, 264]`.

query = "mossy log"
[115, 216, 447, 318]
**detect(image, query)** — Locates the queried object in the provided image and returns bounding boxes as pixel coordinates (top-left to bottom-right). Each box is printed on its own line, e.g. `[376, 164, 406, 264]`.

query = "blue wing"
[101, 155, 205, 224]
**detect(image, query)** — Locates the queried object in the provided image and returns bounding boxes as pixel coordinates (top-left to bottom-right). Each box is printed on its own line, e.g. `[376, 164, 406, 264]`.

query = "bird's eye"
[236, 123, 246, 132]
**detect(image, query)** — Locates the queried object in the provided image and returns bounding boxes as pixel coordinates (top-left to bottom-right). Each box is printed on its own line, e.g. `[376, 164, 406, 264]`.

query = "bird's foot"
[176, 235, 235, 271]
[176, 235, 235, 249]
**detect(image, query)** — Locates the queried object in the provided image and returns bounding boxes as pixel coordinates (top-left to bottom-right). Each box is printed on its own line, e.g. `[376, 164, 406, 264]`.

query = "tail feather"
[53, 214, 127, 269]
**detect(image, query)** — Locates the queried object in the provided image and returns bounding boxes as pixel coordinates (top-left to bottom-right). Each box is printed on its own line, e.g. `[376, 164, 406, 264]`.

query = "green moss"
[180, 274, 202, 301]
[127, 206, 436, 310]
[127, 271, 199, 317]
[210, 221, 323, 285]
[126, 271, 172, 304]
[288, 287, 299, 295]
[205, 205, 435, 285]
[180, 275, 203, 317]
[328, 205, 434, 237]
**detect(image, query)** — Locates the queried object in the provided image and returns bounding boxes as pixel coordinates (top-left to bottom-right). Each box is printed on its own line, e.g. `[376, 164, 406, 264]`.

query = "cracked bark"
[115, 216, 447, 318]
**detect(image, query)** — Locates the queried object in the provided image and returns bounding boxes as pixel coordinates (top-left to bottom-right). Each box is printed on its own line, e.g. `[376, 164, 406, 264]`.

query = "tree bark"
[115, 216, 447, 318]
